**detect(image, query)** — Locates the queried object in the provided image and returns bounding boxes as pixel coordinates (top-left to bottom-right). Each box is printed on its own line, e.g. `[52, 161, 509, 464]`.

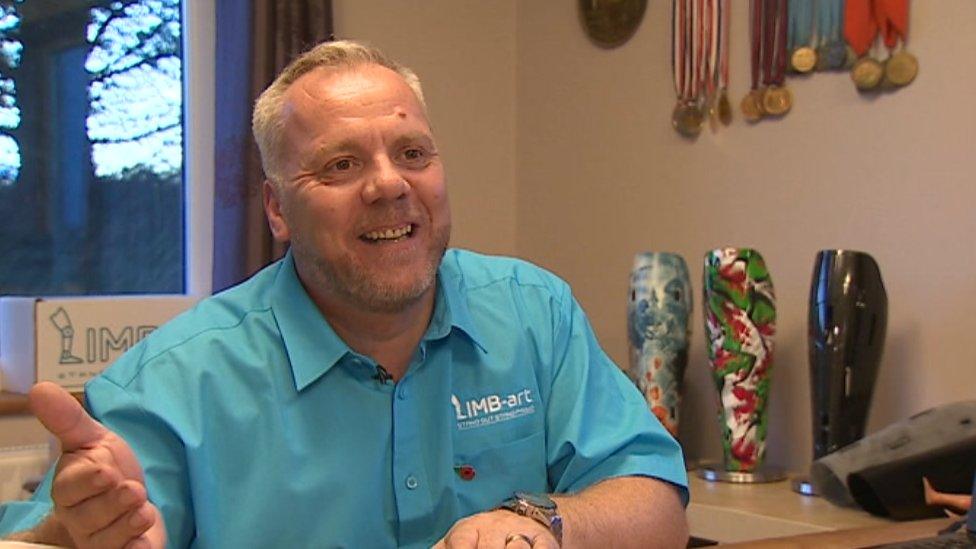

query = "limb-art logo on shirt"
[451, 389, 536, 430]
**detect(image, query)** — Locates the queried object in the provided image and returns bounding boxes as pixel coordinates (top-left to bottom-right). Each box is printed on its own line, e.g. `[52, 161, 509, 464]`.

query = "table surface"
[718, 517, 958, 548]
[0, 392, 31, 416]
[686, 473, 925, 544]
[0, 391, 84, 416]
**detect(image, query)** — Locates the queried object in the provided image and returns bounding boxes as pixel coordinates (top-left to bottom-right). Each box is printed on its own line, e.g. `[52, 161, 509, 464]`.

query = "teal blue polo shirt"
[0, 249, 687, 548]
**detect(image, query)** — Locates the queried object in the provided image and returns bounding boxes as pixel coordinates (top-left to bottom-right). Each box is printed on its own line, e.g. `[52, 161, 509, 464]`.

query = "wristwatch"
[497, 492, 563, 545]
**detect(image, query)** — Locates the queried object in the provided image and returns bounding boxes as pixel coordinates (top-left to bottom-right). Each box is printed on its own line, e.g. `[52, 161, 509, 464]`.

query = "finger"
[57, 480, 147, 538]
[85, 501, 156, 549]
[531, 533, 560, 549]
[30, 382, 108, 451]
[478, 529, 508, 549]
[52, 454, 123, 507]
[444, 526, 479, 549]
[123, 507, 167, 549]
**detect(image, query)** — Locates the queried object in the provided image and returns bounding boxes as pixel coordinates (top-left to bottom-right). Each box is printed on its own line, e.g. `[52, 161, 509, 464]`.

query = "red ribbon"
[845, 0, 908, 56]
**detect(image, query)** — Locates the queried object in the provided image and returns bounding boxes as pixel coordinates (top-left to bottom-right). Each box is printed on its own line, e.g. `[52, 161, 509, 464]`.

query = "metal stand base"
[790, 475, 819, 496]
[695, 461, 787, 483]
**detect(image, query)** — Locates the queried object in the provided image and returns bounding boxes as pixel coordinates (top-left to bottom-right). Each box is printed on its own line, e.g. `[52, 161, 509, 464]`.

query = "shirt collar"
[426, 258, 487, 353]
[271, 251, 351, 391]
[271, 250, 486, 392]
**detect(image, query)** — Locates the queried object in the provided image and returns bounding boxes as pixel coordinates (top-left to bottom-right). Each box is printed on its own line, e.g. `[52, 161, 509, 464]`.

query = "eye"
[322, 156, 361, 178]
[397, 146, 434, 168]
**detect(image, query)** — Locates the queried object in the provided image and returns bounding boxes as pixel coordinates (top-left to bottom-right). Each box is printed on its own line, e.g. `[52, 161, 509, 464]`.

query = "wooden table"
[686, 473, 919, 544]
[719, 517, 956, 548]
[0, 391, 31, 416]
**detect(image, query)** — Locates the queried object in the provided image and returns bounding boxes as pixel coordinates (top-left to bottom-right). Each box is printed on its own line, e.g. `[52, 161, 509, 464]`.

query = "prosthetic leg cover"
[810, 401, 976, 508]
[847, 436, 976, 519]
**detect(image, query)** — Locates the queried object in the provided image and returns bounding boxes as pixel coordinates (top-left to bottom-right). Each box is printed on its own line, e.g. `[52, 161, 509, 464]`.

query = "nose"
[362, 156, 408, 203]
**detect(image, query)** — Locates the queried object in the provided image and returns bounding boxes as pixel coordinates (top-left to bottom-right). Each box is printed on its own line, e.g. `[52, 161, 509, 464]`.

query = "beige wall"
[339, 2, 976, 472]
[5, 0, 970, 473]
[334, 0, 519, 256]
[515, 1, 976, 471]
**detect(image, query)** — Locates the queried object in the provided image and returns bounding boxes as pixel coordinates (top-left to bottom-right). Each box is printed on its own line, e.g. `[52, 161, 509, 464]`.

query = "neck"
[296, 266, 436, 382]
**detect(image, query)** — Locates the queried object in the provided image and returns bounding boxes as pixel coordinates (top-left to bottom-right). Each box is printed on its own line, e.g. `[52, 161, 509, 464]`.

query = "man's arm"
[434, 476, 687, 548]
[553, 476, 687, 548]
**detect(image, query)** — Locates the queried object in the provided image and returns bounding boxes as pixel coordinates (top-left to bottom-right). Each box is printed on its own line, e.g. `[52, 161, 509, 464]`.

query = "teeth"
[364, 224, 412, 241]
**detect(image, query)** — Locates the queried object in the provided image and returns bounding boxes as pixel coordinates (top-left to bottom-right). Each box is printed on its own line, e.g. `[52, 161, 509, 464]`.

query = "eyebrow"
[391, 131, 436, 149]
[305, 139, 361, 168]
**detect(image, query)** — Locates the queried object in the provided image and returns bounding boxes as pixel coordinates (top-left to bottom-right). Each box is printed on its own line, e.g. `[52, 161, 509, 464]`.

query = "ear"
[263, 180, 291, 243]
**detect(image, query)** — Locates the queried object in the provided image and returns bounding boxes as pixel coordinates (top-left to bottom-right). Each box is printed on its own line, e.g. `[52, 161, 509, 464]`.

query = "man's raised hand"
[28, 382, 166, 549]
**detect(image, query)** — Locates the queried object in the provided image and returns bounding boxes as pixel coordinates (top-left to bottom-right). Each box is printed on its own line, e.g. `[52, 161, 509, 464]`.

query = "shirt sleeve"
[543, 283, 689, 505]
[0, 489, 52, 536]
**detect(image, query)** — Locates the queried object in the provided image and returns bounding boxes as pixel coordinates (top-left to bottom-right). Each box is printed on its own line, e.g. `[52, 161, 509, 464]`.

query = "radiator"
[0, 444, 50, 501]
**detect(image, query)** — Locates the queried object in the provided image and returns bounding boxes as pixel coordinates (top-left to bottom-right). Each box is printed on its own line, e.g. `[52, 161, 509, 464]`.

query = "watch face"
[515, 491, 556, 510]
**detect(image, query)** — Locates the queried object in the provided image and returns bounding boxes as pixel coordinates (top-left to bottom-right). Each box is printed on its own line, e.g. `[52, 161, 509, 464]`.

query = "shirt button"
[397, 385, 408, 400]
[405, 475, 419, 490]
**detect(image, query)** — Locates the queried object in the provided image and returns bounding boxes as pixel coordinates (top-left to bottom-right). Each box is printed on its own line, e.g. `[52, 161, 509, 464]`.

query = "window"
[0, 0, 212, 296]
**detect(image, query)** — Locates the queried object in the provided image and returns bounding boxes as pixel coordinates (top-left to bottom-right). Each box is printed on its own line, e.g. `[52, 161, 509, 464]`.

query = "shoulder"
[441, 248, 571, 301]
[97, 260, 284, 387]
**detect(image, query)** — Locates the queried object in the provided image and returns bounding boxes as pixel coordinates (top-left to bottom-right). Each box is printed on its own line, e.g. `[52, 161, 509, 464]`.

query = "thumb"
[29, 381, 107, 452]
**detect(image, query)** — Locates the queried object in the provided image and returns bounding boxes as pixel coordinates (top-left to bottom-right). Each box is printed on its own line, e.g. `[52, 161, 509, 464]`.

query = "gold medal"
[718, 89, 733, 126]
[672, 102, 704, 138]
[884, 50, 918, 87]
[851, 56, 884, 91]
[790, 47, 817, 73]
[740, 91, 763, 122]
[761, 86, 792, 116]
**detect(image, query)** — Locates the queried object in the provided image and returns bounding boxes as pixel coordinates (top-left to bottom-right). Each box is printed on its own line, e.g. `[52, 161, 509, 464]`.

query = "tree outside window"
[0, 0, 184, 295]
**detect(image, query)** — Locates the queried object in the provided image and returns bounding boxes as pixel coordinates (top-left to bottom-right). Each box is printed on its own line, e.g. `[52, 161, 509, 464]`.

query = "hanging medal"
[787, 0, 816, 73]
[760, 0, 792, 117]
[672, 0, 700, 136]
[716, 0, 733, 125]
[876, 0, 918, 87]
[704, 0, 720, 131]
[846, 0, 884, 91]
[741, 0, 765, 122]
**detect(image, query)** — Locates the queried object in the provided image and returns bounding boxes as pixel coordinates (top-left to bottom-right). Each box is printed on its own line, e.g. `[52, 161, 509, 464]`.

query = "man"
[0, 40, 688, 548]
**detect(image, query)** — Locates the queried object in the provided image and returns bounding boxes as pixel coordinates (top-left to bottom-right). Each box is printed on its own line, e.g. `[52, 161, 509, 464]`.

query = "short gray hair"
[252, 40, 426, 184]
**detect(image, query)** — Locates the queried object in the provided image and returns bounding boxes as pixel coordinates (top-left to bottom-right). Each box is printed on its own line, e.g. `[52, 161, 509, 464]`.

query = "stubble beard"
[297, 224, 451, 314]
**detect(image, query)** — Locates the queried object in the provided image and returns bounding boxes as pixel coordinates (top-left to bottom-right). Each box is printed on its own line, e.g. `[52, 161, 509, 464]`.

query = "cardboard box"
[0, 296, 197, 394]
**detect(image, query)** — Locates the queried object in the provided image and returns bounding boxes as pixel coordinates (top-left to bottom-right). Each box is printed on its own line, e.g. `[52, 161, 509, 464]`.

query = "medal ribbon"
[774, 0, 787, 85]
[761, 0, 787, 87]
[761, 0, 776, 88]
[787, 0, 813, 52]
[672, 0, 688, 102]
[719, 0, 730, 91]
[705, 0, 719, 100]
[692, 0, 702, 102]
[875, 0, 908, 49]
[844, 0, 879, 56]
[750, 0, 762, 91]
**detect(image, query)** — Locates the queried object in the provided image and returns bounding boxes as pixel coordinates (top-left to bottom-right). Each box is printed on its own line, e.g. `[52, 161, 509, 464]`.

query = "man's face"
[265, 64, 451, 313]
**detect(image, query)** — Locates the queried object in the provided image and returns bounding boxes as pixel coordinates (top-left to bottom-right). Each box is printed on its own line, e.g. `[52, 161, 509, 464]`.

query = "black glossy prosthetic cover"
[808, 250, 887, 459]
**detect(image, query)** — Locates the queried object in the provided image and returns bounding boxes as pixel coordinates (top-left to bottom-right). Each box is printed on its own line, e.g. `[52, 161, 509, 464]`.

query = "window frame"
[183, 0, 215, 297]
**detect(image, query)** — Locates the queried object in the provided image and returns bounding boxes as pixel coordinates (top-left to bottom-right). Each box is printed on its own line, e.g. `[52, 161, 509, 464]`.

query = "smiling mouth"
[361, 223, 414, 243]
